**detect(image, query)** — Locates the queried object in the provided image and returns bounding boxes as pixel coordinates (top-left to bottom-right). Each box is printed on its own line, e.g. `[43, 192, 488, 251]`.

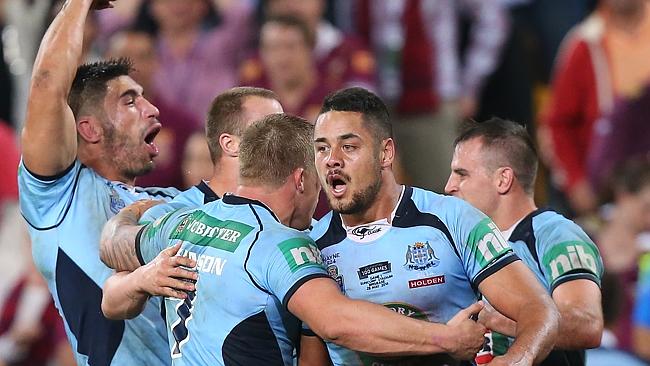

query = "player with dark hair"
[18, 0, 179, 364]
[306, 87, 560, 365]
[445, 118, 603, 365]
[99, 113, 487, 365]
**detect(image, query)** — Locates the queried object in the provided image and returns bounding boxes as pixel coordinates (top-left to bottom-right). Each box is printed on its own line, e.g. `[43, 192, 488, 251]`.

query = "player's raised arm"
[21, 0, 113, 176]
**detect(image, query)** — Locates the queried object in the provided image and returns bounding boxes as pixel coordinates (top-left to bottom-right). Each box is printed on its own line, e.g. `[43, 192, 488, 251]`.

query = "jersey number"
[171, 289, 197, 357]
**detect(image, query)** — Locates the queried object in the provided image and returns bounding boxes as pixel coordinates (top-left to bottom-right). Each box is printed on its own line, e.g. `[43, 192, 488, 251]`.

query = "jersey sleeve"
[248, 231, 329, 308]
[18, 159, 82, 229]
[140, 201, 193, 225]
[445, 198, 519, 288]
[634, 253, 650, 328]
[537, 218, 603, 291]
[136, 208, 195, 265]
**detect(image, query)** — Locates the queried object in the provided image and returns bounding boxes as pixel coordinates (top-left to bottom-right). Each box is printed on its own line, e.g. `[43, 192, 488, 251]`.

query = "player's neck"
[80, 150, 136, 186]
[234, 181, 295, 227]
[492, 194, 537, 231]
[209, 160, 239, 197]
[340, 175, 402, 227]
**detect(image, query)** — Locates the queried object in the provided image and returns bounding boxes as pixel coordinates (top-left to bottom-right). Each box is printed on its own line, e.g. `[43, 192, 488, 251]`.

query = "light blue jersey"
[136, 194, 329, 365]
[18, 160, 178, 366]
[309, 186, 518, 366]
[483, 209, 603, 366]
[140, 181, 219, 224]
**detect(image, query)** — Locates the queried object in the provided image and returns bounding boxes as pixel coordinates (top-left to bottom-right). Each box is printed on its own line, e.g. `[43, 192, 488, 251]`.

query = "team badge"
[327, 265, 345, 294]
[404, 241, 440, 271]
[108, 186, 125, 214]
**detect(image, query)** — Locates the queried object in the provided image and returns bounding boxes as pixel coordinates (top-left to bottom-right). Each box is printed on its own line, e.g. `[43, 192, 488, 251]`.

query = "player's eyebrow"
[119, 88, 140, 99]
[453, 168, 469, 176]
[338, 133, 360, 141]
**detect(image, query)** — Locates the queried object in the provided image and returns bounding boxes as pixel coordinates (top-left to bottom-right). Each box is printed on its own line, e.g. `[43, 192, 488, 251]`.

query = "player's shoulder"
[532, 209, 594, 245]
[408, 186, 484, 221]
[134, 185, 179, 200]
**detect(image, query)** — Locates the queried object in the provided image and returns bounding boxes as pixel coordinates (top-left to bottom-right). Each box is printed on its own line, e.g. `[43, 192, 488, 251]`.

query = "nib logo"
[545, 243, 600, 282]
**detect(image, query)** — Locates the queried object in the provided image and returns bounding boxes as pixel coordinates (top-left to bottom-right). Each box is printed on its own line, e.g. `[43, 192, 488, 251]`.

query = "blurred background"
[0, 0, 649, 365]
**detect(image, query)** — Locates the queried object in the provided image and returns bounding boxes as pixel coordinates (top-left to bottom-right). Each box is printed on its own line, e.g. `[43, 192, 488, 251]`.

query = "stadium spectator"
[241, 15, 330, 122]
[597, 157, 650, 351]
[634, 252, 650, 362]
[181, 132, 214, 189]
[356, 0, 509, 192]
[148, 0, 254, 122]
[543, 0, 650, 215]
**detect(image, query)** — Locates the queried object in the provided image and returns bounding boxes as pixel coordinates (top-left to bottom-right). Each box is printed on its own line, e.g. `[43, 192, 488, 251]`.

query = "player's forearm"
[318, 299, 452, 357]
[101, 271, 148, 320]
[506, 298, 560, 364]
[553, 305, 602, 349]
[31, 0, 92, 96]
[100, 208, 144, 272]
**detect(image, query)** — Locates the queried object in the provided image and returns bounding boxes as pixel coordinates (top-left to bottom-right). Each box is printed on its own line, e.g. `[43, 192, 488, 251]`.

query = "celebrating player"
[18, 0, 179, 364]
[306, 87, 560, 366]
[445, 118, 603, 365]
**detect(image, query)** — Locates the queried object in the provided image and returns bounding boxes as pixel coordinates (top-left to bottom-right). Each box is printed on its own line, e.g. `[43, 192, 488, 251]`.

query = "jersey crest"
[404, 241, 440, 271]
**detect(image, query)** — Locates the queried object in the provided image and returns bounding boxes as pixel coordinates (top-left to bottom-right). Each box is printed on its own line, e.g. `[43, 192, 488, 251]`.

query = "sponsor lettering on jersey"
[357, 261, 391, 279]
[278, 238, 324, 273]
[408, 275, 445, 289]
[357, 261, 394, 291]
[178, 248, 227, 275]
[404, 241, 440, 271]
[170, 211, 253, 253]
[468, 218, 512, 268]
[541, 241, 600, 282]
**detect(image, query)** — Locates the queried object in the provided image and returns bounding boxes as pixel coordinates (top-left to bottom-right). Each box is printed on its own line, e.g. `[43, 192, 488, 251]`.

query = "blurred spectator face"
[107, 32, 158, 94]
[603, 0, 645, 17]
[182, 132, 214, 188]
[624, 183, 650, 232]
[260, 22, 313, 88]
[266, 0, 324, 30]
[151, 0, 208, 33]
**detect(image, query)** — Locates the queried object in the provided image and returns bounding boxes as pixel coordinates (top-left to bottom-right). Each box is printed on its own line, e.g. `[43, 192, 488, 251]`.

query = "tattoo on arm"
[101, 208, 145, 272]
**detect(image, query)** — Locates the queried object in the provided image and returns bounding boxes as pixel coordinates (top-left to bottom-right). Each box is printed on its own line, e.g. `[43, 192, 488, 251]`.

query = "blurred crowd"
[0, 0, 649, 365]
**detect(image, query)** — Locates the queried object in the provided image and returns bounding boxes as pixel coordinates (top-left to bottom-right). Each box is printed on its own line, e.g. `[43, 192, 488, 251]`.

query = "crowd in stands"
[0, 0, 648, 364]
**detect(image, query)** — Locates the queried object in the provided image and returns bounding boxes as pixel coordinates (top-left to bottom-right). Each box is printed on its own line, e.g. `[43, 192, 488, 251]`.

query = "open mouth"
[144, 124, 161, 157]
[327, 173, 348, 198]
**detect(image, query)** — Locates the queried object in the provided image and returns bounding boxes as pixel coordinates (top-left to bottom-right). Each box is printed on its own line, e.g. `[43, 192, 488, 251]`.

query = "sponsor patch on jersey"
[467, 218, 512, 268]
[108, 186, 126, 214]
[404, 241, 440, 271]
[408, 275, 445, 289]
[383, 302, 427, 320]
[357, 261, 391, 279]
[278, 238, 324, 273]
[357, 261, 394, 291]
[541, 241, 601, 283]
[327, 265, 345, 293]
[170, 211, 253, 253]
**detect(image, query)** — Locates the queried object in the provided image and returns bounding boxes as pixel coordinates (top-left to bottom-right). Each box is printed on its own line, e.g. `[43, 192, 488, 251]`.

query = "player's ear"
[379, 138, 395, 168]
[77, 116, 102, 144]
[495, 166, 515, 194]
[293, 168, 305, 193]
[220, 133, 240, 158]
